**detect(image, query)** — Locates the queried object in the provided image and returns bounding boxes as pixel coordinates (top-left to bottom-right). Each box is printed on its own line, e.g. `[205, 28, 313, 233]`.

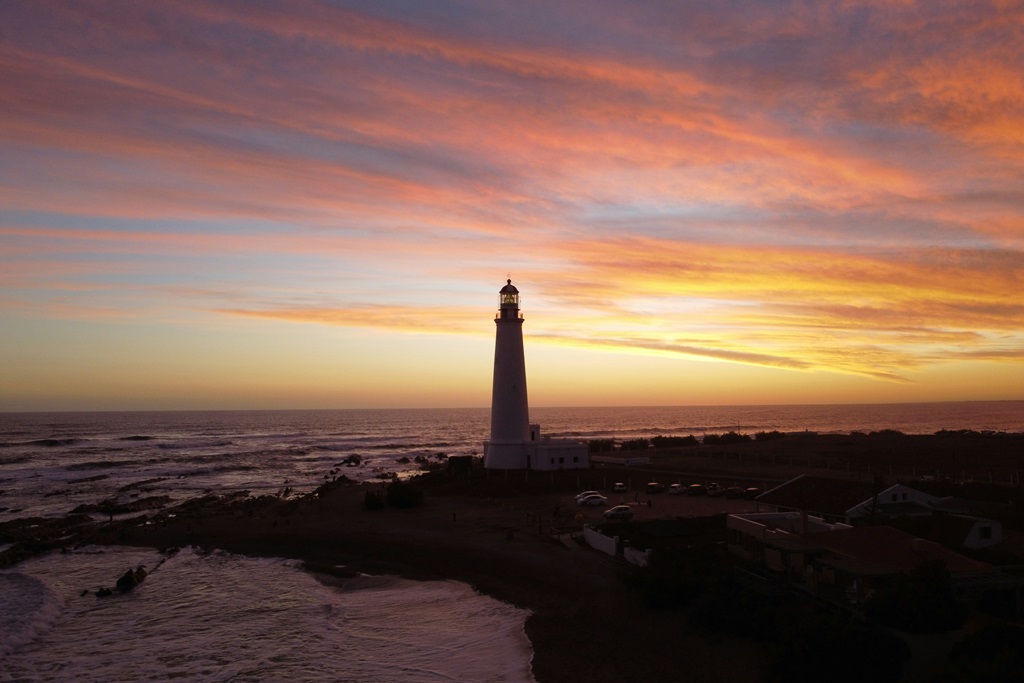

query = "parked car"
[687, 483, 707, 496]
[724, 486, 745, 498]
[668, 483, 684, 495]
[743, 487, 761, 499]
[612, 482, 627, 493]
[646, 482, 665, 493]
[604, 505, 634, 520]
[574, 490, 600, 504]
[578, 494, 608, 506]
[707, 482, 724, 496]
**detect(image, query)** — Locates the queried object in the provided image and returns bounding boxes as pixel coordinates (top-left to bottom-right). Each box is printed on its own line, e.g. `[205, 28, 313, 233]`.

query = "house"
[755, 475, 939, 524]
[727, 510, 847, 578]
[807, 525, 1004, 603]
[928, 514, 1002, 550]
[727, 513, 1006, 604]
[850, 483, 940, 521]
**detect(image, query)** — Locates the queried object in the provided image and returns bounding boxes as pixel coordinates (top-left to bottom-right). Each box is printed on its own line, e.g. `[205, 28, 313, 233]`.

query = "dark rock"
[115, 565, 147, 592]
[70, 496, 172, 515]
[116, 569, 138, 591]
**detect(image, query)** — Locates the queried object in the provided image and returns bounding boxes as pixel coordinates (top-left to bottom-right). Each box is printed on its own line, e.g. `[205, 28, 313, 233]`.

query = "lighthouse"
[484, 279, 531, 469]
[483, 280, 589, 471]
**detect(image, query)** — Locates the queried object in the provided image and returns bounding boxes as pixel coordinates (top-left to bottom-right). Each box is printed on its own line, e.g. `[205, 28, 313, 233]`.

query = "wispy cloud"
[2, 0, 1023, 406]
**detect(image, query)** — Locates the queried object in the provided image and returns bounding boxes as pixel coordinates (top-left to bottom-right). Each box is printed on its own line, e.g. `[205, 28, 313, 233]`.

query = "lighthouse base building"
[482, 280, 589, 471]
[484, 423, 589, 471]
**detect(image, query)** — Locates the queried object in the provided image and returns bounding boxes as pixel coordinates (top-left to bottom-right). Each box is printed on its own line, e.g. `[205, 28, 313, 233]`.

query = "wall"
[583, 526, 618, 556]
[591, 455, 651, 466]
[624, 546, 651, 567]
[964, 518, 1002, 549]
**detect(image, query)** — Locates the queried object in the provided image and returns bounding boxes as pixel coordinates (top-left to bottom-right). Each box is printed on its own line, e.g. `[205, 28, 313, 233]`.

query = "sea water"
[2, 402, 1021, 521]
[1, 402, 1022, 680]
[0, 546, 534, 682]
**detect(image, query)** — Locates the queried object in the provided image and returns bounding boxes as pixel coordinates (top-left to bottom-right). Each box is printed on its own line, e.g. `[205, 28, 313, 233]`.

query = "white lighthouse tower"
[483, 280, 589, 471]
[484, 279, 531, 469]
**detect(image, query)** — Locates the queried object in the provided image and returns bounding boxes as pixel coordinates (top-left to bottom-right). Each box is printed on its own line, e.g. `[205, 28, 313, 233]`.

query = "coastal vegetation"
[863, 560, 968, 633]
[617, 517, 911, 682]
[363, 480, 426, 510]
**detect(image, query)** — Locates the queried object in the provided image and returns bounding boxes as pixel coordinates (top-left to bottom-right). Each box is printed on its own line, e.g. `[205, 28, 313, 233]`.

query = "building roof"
[932, 496, 1008, 517]
[802, 525, 993, 576]
[874, 501, 934, 518]
[757, 475, 877, 517]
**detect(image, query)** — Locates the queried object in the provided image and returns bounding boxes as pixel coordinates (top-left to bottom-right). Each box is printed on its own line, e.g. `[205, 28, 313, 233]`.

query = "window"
[979, 526, 992, 540]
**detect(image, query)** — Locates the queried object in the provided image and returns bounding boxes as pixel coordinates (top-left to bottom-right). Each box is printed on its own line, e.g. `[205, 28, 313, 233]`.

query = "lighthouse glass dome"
[499, 280, 519, 306]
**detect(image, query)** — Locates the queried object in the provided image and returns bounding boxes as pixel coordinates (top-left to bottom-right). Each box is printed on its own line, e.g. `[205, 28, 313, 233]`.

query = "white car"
[612, 482, 627, 493]
[604, 505, 634, 520]
[577, 494, 608, 507]
[574, 490, 600, 504]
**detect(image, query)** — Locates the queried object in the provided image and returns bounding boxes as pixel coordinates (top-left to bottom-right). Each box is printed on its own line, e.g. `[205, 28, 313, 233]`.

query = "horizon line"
[3, 397, 1022, 415]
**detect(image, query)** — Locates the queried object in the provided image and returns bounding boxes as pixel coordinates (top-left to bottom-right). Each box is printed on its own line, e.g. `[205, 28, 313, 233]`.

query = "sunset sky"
[2, 1, 1023, 411]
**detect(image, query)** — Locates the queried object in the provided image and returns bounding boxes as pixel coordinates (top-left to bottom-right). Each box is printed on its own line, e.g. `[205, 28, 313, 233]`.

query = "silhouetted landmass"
[6, 430, 1024, 682]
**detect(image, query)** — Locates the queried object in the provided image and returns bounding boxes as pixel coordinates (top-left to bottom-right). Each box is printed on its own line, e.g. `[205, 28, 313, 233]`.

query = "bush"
[650, 435, 699, 448]
[702, 431, 751, 445]
[869, 429, 905, 437]
[385, 480, 424, 508]
[363, 490, 385, 510]
[755, 430, 785, 441]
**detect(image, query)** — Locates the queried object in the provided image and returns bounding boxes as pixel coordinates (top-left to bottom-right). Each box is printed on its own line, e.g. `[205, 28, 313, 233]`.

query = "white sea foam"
[0, 573, 64, 660]
[0, 547, 535, 683]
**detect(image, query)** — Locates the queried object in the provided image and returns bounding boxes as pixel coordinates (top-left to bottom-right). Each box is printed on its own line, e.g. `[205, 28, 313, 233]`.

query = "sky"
[2, 0, 1023, 411]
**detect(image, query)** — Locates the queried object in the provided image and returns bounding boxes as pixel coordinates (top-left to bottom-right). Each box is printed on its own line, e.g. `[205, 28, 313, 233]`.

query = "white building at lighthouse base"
[483, 424, 589, 471]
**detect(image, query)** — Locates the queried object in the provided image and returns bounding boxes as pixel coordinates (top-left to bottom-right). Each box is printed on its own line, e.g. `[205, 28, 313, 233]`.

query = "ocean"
[1, 401, 1022, 680]
[0, 547, 534, 682]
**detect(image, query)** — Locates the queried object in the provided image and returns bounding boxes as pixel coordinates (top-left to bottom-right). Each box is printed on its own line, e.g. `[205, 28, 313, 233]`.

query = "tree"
[864, 560, 968, 633]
